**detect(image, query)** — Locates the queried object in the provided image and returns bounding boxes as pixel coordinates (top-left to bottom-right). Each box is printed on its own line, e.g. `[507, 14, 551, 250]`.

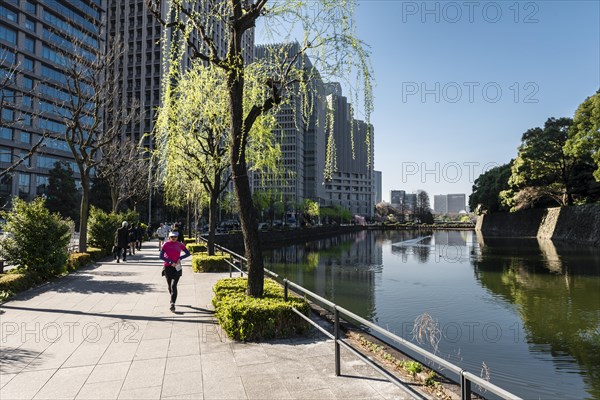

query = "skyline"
[261, 1, 600, 203]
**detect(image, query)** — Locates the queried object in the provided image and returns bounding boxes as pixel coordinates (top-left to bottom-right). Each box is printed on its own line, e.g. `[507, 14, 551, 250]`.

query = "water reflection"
[264, 230, 600, 399]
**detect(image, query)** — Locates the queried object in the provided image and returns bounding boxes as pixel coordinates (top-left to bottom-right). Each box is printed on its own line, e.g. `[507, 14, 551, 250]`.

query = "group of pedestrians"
[114, 221, 190, 312]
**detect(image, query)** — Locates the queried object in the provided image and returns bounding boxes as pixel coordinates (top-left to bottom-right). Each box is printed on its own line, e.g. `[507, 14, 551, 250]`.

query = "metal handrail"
[197, 236, 521, 400]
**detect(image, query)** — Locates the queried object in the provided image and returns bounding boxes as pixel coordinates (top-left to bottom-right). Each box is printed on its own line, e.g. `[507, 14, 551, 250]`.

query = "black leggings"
[165, 268, 181, 303]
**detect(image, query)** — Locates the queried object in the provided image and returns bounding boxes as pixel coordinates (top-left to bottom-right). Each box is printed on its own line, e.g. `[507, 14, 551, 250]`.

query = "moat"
[264, 230, 600, 399]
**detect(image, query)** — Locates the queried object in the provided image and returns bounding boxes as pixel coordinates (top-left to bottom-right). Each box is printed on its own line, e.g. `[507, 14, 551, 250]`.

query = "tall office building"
[373, 170, 381, 204]
[323, 82, 374, 217]
[0, 0, 104, 206]
[447, 193, 466, 213]
[252, 43, 325, 208]
[390, 190, 405, 208]
[106, 1, 254, 147]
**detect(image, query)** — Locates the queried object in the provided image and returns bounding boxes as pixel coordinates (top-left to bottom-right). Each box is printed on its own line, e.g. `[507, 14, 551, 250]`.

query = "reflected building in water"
[265, 230, 382, 319]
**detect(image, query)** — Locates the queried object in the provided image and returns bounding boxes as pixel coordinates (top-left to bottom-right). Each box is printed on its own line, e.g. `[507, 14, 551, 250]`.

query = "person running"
[159, 231, 190, 312]
[114, 221, 129, 263]
[156, 223, 169, 249]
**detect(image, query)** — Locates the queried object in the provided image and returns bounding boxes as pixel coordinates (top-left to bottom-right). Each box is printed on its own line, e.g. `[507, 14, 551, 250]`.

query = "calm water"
[264, 230, 600, 399]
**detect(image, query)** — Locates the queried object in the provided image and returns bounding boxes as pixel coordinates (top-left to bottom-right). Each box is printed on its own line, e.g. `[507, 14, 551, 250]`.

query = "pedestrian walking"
[114, 221, 129, 263]
[156, 223, 169, 249]
[159, 231, 190, 312]
[128, 223, 137, 255]
[135, 224, 145, 251]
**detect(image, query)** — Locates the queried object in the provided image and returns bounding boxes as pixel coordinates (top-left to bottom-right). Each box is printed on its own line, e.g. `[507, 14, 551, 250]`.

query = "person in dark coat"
[114, 221, 130, 263]
[136, 224, 145, 251]
[128, 223, 137, 255]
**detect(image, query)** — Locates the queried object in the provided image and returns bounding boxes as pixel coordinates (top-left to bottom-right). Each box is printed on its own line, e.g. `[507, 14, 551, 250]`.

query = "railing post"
[461, 372, 471, 400]
[334, 307, 340, 376]
[240, 259, 244, 277]
[284, 279, 288, 301]
[229, 255, 232, 277]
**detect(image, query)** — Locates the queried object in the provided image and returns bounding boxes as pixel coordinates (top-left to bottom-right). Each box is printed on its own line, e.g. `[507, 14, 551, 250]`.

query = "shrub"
[67, 253, 92, 272]
[192, 254, 229, 272]
[85, 247, 105, 261]
[187, 243, 207, 254]
[184, 237, 196, 244]
[88, 208, 139, 251]
[0, 197, 71, 278]
[212, 277, 310, 341]
[0, 270, 45, 302]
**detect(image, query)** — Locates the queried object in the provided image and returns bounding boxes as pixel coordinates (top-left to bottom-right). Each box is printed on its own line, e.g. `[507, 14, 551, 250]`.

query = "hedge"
[184, 237, 196, 244]
[85, 247, 106, 261]
[66, 253, 92, 272]
[187, 243, 207, 254]
[192, 254, 229, 272]
[212, 277, 310, 341]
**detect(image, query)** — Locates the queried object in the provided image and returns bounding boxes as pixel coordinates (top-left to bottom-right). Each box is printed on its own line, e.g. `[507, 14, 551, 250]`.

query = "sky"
[257, 1, 600, 205]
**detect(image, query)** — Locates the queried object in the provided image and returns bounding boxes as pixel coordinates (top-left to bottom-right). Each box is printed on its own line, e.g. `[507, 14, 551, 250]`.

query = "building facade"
[0, 0, 104, 207]
[373, 170, 381, 205]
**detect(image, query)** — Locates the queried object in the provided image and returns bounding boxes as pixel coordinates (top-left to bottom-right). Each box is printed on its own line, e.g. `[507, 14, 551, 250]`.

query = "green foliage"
[66, 253, 92, 272]
[501, 117, 597, 210]
[0, 271, 45, 302]
[212, 278, 310, 341]
[192, 254, 229, 272]
[565, 91, 600, 180]
[0, 197, 71, 278]
[469, 163, 512, 214]
[88, 207, 139, 251]
[184, 237, 196, 244]
[320, 204, 352, 224]
[187, 243, 207, 254]
[85, 247, 106, 261]
[46, 161, 80, 223]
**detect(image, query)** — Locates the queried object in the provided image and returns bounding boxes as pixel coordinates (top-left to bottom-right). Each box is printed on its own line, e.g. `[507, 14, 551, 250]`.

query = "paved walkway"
[0, 241, 415, 399]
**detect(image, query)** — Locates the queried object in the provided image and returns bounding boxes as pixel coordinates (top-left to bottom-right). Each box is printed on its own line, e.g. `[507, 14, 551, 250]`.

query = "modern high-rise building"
[373, 170, 381, 204]
[433, 194, 447, 214]
[252, 43, 325, 208]
[323, 82, 374, 217]
[390, 190, 405, 208]
[0, 0, 105, 207]
[434, 193, 466, 214]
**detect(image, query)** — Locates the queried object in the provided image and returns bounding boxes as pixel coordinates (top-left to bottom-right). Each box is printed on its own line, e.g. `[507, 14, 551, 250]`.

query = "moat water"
[264, 230, 600, 399]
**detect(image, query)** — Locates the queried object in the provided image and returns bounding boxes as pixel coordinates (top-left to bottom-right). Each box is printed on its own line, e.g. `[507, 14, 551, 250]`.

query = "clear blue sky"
[353, 0, 600, 203]
[257, 1, 600, 205]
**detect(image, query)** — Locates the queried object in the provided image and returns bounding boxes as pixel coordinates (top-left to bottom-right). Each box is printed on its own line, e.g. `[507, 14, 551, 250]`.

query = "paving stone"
[33, 365, 93, 399]
[75, 379, 123, 399]
[0, 369, 56, 399]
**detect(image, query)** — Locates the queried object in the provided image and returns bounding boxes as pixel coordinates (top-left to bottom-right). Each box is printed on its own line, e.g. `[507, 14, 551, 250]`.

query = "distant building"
[373, 170, 382, 204]
[447, 193, 466, 213]
[434, 195, 447, 214]
[390, 190, 405, 208]
[434, 193, 466, 214]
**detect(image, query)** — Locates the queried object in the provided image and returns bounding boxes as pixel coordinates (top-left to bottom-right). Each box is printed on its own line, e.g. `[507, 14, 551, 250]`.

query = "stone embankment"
[476, 204, 600, 245]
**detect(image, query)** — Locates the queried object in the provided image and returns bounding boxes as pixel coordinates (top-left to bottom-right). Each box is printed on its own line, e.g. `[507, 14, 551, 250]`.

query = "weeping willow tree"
[155, 63, 279, 255]
[148, 0, 373, 297]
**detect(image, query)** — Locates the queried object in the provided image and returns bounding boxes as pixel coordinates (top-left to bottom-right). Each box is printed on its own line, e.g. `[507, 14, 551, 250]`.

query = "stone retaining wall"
[476, 204, 600, 245]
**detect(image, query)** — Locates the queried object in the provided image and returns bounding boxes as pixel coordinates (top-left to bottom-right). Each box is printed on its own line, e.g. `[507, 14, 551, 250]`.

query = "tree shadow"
[0, 347, 45, 374]
[50, 274, 155, 295]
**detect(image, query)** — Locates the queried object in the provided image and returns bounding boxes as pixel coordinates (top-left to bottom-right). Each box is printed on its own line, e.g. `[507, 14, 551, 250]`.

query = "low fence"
[198, 237, 521, 400]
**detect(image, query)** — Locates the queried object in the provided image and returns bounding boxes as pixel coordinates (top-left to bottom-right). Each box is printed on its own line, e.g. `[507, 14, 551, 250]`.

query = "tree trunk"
[78, 176, 90, 253]
[207, 173, 221, 256]
[228, 74, 264, 298]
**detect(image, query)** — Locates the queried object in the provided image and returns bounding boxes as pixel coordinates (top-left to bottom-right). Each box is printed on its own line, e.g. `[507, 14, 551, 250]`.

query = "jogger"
[159, 231, 190, 312]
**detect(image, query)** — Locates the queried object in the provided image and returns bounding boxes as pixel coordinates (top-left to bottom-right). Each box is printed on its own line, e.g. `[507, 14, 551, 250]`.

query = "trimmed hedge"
[212, 277, 310, 341]
[187, 243, 207, 254]
[184, 237, 196, 244]
[67, 253, 92, 272]
[192, 254, 229, 272]
[85, 247, 106, 261]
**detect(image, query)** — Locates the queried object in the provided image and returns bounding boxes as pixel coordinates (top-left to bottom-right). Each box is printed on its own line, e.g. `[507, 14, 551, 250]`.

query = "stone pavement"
[0, 241, 416, 399]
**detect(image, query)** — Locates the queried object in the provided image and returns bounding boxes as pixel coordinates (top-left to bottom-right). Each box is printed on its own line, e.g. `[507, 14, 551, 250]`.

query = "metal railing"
[198, 237, 521, 400]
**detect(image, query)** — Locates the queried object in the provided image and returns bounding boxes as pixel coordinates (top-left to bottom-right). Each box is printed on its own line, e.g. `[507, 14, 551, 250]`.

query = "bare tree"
[43, 29, 135, 252]
[96, 138, 149, 212]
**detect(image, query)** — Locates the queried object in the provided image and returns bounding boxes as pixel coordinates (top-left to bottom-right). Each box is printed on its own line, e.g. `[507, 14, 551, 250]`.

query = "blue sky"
[257, 1, 600, 204]
[353, 0, 600, 202]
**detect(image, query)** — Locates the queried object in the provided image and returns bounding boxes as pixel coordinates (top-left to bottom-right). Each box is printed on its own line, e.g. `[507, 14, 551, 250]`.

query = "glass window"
[24, 37, 35, 52]
[18, 172, 30, 195]
[25, 1, 36, 14]
[1, 48, 15, 63]
[22, 95, 31, 107]
[24, 18, 35, 31]
[23, 57, 34, 71]
[21, 113, 31, 125]
[36, 175, 48, 194]
[0, 24, 17, 44]
[2, 108, 13, 121]
[0, 127, 12, 140]
[19, 151, 30, 167]
[0, 6, 17, 22]
[20, 131, 31, 143]
[22, 76, 33, 89]
[0, 147, 11, 162]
